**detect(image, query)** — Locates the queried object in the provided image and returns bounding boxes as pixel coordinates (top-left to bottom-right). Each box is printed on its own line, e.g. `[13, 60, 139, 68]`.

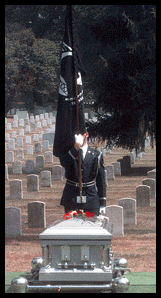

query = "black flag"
[53, 5, 86, 158]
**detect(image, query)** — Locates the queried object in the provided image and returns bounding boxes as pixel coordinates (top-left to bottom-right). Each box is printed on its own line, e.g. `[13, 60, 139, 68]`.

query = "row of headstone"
[104, 162, 121, 182]
[5, 201, 46, 236]
[135, 169, 156, 207]
[105, 198, 137, 236]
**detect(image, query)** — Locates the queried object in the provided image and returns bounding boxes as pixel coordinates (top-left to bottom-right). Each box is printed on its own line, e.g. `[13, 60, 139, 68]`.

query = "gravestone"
[25, 160, 34, 174]
[17, 137, 23, 147]
[8, 139, 15, 150]
[24, 118, 30, 125]
[33, 134, 39, 142]
[16, 149, 24, 160]
[52, 165, 63, 180]
[111, 162, 121, 176]
[37, 122, 42, 129]
[14, 114, 18, 121]
[119, 198, 137, 226]
[10, 179, 23, 199]
[6, 151, 14, 163]
[105, 205, 124, 236]
[30, 115, 35, 123]
[44, 151, 53, 163]
[25, 125, 30, 134]
[13, 120, 18, 128]
[7, 123, 11, 130]
[5, 133, 10, 141]
[136, 185, 151, 207]
[43, 132, 55, 146]
[35, 115, 40, 121]
[5, 164, 8, 180]
[40, 171, 52, 187]
[19, 119, 24, 127]
[27, 174, 39, 192]
[12, 160, 22, 175]
[35, 143, 42, 153]
[5, 207, 22, 237]
[142, 178, 156, 199]
[25, 136, 31, 144]
[42, 119, 47, 127]
[147, 170, 156, 180]
[118, 156, 131, 175]
[42, 140, 49, 150]
[26, 145, 33, 155]
[127, 152, 135, 164]
[36, 155, 44, 168]
[19, 129, 24, 137]
[11, 132, 17, 139]
[105, 165, 115, 180]
[28, 201, 46, 228]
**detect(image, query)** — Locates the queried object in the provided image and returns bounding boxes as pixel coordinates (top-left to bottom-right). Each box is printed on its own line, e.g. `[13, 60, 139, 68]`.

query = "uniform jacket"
[59, 145, 106, 214]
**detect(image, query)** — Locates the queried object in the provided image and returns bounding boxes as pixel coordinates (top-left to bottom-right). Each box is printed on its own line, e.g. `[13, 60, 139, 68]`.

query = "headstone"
[136, 185, 151, 207]
[16, 149, 24, 160]
[8, 139, 15, 150]
[25, 160, 34, 174]
[25, 136, 31, 144]
[26, 145, 33, 155]
[42, 140, 49, 150]
[5, 207, 22, 237]
[27, 174, 39, 192]
[43, 133, 55, 146]
[5, 164, 8, 180]
[36, 155, 44, 168]
[111, 162, 121, 176]
[19, 129, 24, 137]
[5, 133, 10, 141]
[118, 156, 131, 175]
[30, 115, 35, 123]
[31, 123, 36, 131]
[44, 151, 53, 164]
[40, 114, 44, 120]
[105, 205, 124, 236]
[11, 131, 17, 139]
[142, 178, 156, 199]
[24, 118, 30, 125]
[119, 198, 137, 226]
[45, 112, 48, 119]
[52, 165, 63, 180]
[14, 114, 18, 121]
[33, 134, 39, 142]
[37, 121, 42, 129]
[13, 120, 18, 128]
[105, 165, 115, 180]
[47, 118, 52, 125]
[6, 123, 11, 130]
[17, 137, 23, 147]
[10, 179, 23, 199]
[6, 151, 14, 163]
[40, 171, 52, 187]
[42, 119, 47, 127]
[35, 115, 40, 122]
[19, 119, 24, 127]
[28, 201, 46, 228]
[12, 160, 22, 175]
[50, 124, 55, 132]
[35, 142, 42, 153]
[147, 170, 156, 180]
[25, 125, 30, 134]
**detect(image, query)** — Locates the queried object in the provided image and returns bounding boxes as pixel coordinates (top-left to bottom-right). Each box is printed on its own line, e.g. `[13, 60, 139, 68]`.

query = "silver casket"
[39, 218, 113, 286]
[11, 217, 130, 293]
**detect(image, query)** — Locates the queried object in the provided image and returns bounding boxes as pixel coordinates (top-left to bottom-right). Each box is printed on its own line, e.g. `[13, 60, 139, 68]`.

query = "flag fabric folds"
[53, 5, 86, 158]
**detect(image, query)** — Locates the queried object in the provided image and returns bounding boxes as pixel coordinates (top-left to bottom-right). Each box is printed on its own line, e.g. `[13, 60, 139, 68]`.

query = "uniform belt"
[66, 179, 95, 188]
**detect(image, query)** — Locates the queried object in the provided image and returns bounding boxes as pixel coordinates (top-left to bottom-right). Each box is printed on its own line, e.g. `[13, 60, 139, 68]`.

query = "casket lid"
[39, 218, 112, 240]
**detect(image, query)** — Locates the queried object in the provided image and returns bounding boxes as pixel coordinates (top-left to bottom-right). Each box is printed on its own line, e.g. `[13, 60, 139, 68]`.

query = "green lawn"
[5, 271, 156, 293]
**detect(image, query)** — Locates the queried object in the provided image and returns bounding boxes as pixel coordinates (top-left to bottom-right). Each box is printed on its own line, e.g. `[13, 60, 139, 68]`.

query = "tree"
[85, 5, 156, 150]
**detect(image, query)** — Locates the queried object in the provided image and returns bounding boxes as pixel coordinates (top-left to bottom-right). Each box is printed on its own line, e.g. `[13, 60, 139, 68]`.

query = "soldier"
[59, 131, 106, 215]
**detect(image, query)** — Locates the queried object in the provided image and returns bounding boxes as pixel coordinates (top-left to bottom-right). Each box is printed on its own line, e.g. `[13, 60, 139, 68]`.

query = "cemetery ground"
[5, 143, 156, 274]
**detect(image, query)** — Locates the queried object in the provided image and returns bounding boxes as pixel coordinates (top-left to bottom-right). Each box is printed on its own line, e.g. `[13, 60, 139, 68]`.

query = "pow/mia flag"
[53, 5, 86, 158]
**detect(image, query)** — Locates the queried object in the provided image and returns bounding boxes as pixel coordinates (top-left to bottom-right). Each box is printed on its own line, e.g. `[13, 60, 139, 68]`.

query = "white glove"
[99, 207, 106, 214]
[75, 134, 84, 146]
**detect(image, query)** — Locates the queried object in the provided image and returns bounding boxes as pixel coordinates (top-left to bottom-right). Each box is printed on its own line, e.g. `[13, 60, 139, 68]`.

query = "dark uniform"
[59, 145, 106, 215]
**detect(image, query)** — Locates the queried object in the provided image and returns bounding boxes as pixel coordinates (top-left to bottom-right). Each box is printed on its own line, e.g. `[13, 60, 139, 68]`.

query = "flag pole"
[74, 72, 83, 202]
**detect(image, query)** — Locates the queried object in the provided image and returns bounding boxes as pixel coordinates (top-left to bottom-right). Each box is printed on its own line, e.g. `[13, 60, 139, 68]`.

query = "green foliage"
[5, 5, 156, 149]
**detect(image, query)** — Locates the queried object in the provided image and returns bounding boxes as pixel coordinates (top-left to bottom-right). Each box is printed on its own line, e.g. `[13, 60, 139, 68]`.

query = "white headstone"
[19, 119, 24, 127]
[25, 125, 31, 134]
[119, 198, 137, 226]
[17, 137, 23, 147]
[10, 179, 23, 199]
[105, 165, 115, 180]
[12, 160, 22, 175]
[28, 201, 46, 228]
[111, 162, 121, 176]
[13, 120, 18, 128]
[6, 151, 14, 163]
[27, 174, 39, 192]
[8, 139, 15, 150]
[25, 136, 31, 144]
[6, 123, 12, 130]
[142, 178, 156, 199]
[36, 155, 44, 168]
[5, 207, 22, 237]
[44, 151, 53, 164]
[147, 170, 156, 180]
[40, 170, 52, 187]
[26, 145, 33, 155]
[52, 165, 63, 181]
[136, 185, 151, 207]
[105, 205, 124, 236]
[19, 129, 24, 137]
